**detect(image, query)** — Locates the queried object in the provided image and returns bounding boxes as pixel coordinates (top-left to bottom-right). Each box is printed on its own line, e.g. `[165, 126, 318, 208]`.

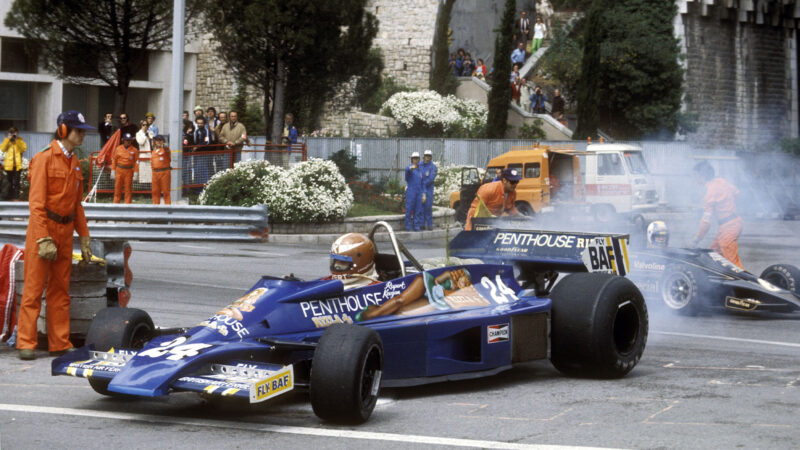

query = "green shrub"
[327, 149, 363, 180]
[517, 120, 547, 140]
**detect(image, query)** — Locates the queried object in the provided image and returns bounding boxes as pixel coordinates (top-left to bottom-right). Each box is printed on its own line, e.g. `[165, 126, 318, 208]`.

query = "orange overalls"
[17, 141, 89, 352]
[112, 143, 138, 203]
[465, 181, 518, 230]
[150, 146, 171, 204]
[697, 177, 743, 267]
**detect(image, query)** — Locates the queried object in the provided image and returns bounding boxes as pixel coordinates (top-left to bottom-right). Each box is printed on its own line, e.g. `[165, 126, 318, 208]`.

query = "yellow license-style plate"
[249, 365, 294, 403]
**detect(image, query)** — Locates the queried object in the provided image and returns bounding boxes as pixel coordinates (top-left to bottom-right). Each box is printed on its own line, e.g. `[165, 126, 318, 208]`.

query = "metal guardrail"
[0, 203, 269, 242]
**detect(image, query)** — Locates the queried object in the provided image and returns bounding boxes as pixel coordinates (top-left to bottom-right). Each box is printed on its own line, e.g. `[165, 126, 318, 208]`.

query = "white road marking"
[652, 331, 800, 348]
[0, 403, 620, 450]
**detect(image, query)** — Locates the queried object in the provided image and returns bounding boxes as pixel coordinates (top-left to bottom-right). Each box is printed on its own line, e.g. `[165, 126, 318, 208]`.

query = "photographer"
[1, 126, 27, 200]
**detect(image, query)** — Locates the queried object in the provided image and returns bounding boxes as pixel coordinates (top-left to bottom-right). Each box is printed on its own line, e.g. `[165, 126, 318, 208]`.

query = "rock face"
[677, 0, 798, 148]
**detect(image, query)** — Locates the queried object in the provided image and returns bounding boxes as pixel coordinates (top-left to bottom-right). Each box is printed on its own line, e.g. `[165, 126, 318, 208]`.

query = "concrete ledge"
[269, 225, 463, 244]
[269, 207, 455, 235]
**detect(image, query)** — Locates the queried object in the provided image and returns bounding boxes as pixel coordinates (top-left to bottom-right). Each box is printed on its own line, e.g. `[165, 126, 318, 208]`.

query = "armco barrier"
[0, 203, 269, 242]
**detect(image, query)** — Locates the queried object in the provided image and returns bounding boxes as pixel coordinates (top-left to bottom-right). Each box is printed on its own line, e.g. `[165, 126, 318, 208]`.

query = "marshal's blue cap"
[57, 110, 96, 130]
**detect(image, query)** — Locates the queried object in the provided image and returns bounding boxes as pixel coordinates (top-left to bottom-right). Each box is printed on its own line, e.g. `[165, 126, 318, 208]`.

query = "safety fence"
[87, 143, 307, 196]
[0, 202, 269, 242]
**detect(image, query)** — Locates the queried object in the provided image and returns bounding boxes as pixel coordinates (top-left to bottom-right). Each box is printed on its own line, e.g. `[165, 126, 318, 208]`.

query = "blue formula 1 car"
[628, 246, 800, 315]
[53, 222, 648, 424]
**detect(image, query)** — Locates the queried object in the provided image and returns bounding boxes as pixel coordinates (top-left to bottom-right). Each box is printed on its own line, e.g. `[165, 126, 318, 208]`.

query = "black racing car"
[628, 247, 800, 315]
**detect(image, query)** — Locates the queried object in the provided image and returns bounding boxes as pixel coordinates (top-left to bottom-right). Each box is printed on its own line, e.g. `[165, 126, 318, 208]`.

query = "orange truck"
[449, 143, 659, 223]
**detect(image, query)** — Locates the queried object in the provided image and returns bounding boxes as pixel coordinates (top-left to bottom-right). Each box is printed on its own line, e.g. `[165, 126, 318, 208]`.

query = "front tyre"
[310, 324, 383, 424]
[85, 307, 154, 395]
[550, 273, 648, 378]
[759, 264, 800, 295]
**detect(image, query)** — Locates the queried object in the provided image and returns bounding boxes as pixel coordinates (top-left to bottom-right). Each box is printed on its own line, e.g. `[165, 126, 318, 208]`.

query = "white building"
[0, 0, 199, 134]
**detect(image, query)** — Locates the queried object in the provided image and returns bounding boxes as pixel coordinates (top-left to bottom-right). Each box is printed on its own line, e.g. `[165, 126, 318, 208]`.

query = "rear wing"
[448, 224, 631, 275]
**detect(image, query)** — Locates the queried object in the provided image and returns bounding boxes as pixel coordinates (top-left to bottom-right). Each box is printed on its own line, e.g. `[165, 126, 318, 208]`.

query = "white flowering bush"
[380, 91, 487, 138]
[200, 159, 353, 223]
[434, 165, 485, 207]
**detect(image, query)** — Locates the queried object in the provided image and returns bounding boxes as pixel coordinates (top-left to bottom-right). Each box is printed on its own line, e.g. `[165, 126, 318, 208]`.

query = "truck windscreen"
[623, 152, 649, 174]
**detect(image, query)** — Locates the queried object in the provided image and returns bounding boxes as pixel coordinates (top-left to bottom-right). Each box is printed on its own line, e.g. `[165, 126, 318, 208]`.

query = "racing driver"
[324, 233, 379, 290]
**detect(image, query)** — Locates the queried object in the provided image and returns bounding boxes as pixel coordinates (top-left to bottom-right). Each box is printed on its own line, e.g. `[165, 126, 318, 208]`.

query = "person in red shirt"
[112, 132, 138, 204]
[465, 168, 521, 230]
[691, 161, 743, 267]
[17, 110, 93, 360]
[150, 135, 171, 204]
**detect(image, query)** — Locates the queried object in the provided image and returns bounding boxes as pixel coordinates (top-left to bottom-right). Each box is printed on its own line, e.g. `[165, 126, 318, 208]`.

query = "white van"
[581, 143, 659, 220]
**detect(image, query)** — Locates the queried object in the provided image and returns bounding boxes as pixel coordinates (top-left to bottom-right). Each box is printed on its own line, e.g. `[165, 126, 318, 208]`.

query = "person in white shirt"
[532, 16, 547, 52]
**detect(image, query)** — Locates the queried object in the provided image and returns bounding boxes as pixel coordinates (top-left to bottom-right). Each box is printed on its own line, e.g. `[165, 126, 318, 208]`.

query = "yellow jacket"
[1, 137, 26, 171]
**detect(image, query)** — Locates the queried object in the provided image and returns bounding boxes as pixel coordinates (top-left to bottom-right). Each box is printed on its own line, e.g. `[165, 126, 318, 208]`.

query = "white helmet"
[423, 149, 433, 156]
[646, 221, 669, 248]
[411, 152, 420, 158]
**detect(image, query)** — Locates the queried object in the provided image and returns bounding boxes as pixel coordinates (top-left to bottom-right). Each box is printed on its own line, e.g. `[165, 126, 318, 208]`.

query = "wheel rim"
[359, 344, 382, 410]
[662, 272, 693, 309]
[612, 300, 640, 355]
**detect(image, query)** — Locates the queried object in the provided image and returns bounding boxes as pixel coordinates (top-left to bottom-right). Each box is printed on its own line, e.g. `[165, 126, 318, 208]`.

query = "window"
[0, 81, 29, 120]
[483, 166, 503, 183]
[1, 38, 38, 73]
[524, 162, 540, 178]
[597, 153, 625, 176]
[623, 151, 649, 174]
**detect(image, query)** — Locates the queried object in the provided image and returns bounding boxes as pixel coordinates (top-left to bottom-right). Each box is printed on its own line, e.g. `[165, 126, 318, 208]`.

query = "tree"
[4, 0, 201, 114]
[536, 17, 583, 110]
[430, 0, 458, 96]
[486, 0, 516, 139]
[202, 0, 377, 138]
[575, 0, 684, 140]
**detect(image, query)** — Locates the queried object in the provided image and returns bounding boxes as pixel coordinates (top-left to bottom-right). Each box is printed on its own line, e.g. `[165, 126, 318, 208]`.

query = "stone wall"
[367, 0, 440, 89]
[677, 0, 798, 148]
[317, 110, 399, 138]
[195, 34, 264, 113]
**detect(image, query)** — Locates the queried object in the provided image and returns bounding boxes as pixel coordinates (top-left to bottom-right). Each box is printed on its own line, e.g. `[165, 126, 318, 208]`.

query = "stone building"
[675, 0, 799, 148]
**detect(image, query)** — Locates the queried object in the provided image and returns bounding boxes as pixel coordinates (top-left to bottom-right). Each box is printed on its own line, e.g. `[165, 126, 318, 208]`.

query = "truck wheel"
[759, 264, 800, 295]
[659, 265, 707, 315]
[516, 202, 535, 216]
[550, 273, 648, 378]
[591, 204, 616, 223]
[84, 307, 154, 395]
[310, 324, 383, 424]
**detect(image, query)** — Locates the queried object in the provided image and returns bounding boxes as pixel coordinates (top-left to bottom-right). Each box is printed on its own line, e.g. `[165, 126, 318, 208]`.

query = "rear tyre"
[659, 265, 707, 315]
[550, 273, 648, 378]
[310, 324, 383, 424]
[84, 307, 154, 395]
[759, 264, 800, 295]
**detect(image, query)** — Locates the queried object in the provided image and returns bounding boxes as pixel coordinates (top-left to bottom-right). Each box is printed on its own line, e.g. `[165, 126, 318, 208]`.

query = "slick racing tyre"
[310, 324, 383, 424]
[759, 264, 800, 295]
[550, 273, 648, 379]
[85, 307, 154, 395]
[659, 265, 708, 315]
[516, 202, 535, 217]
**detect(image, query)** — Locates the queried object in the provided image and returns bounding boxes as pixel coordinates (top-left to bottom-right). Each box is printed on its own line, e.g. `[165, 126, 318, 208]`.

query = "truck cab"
[582, 143, 659, 219]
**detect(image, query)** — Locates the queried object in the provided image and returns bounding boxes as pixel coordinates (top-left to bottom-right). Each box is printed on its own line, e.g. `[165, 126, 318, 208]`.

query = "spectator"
[509, 64, 520, 84]
[150, 135, 171, 205]
[282, 113, 298, 145]
[1, 126, 26, 200]
[511, 77, 521, 105]
[551, 88, 565, 118]
[519, 78, 533, 112]
[474, 58, 488, 79]
[461, 55, 474, 77]
[421, 149, 437, 230]
[511, 42, 526, 67]
[98, 113, 114, 146]
[136, 120, 152, 187]
[217, 110, 247, 162]
[145, 112, 158, 136]
[537, 0, 554, 37]
[136, 120, 152, 153]
[182, 123, 196, 184]
[449, 52, 458, 76]
[516, 11, 531, 49]
[206, 107, 220, 144]
[182, 123, 195, 147]
[404, 152, 424, 232]
[112, 132, 138, 204]
[455, 48, 465, 77]
[16, 110, 93, 360]
[193, 105, 206, 124]
[530, 86, 547, 114]
[118, 113, 139, 149]
[532, 16, 546, 52]
[194, 117, 210, 152]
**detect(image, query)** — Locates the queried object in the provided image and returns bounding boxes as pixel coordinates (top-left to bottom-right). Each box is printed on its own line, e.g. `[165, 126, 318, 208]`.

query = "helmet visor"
[330, 253, 354, 273]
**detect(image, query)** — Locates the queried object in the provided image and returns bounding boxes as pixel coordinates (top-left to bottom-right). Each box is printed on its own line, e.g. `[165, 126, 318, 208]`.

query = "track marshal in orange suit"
[150, 135, 171, 204]
[691, 160, 743, 268]
[112, 132, 138, 204]
[17, 110, 93, 360]
[465, 168, 522, 230]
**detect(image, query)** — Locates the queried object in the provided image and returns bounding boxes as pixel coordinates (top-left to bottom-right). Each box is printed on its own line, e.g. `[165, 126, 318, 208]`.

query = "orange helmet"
[330, 233, 375, 277]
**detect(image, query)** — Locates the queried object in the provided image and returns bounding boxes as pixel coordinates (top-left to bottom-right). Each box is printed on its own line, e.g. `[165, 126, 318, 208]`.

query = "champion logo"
[487, 323, 509, 343]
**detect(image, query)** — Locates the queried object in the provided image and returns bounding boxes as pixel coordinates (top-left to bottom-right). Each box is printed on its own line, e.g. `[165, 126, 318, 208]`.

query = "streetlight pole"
[169, 0, 185, 202]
